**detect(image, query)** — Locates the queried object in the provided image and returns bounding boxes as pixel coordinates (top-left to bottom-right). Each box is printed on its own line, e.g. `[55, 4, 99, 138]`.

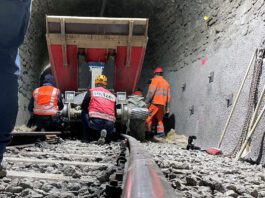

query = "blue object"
[43, 74, 55, 86]
[87, 61, 105, 69]
[0, 0, 31, 163]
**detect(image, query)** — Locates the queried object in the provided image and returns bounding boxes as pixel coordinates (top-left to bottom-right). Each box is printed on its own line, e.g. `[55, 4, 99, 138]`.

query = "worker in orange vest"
[81, 75, 116, 144]
[145, 67, 171, 140]
[28, 74, 64, 131]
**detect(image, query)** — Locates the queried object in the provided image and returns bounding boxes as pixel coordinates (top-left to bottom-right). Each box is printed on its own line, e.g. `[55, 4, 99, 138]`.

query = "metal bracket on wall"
[182, 83, 186, 92]
[225, 94, 233, 108]
[189, 105, 194, 115]
[208, 72, 214, 83]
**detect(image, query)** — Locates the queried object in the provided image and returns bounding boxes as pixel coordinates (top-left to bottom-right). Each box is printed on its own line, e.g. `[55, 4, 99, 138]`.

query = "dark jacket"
[81, 91, 91, 113]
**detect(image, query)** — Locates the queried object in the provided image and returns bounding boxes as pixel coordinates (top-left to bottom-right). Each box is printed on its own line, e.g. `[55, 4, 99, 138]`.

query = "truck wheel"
[128, 119, 145, 141]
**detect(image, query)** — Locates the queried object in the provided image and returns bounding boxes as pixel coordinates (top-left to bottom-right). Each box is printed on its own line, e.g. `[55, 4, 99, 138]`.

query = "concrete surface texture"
[17, 0, 265, 162]
[149, 0, 265, 162]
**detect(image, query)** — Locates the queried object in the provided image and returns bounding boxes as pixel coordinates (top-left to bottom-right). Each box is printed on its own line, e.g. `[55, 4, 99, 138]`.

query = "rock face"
[145, 142, 265, 198]
[17, 0, 265, 162]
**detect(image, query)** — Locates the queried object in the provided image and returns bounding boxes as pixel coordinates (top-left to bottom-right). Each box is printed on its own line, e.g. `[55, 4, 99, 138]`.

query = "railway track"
[1, 140, 121, 197]
[0, 135, 178, 198]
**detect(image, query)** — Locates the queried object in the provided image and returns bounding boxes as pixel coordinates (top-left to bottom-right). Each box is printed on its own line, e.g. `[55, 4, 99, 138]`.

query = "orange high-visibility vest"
[33, 86, 59, 116]
[147, 76, 171, 106]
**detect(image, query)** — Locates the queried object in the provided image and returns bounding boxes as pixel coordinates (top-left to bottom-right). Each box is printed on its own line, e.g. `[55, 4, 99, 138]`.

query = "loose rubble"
[145, 143, 265, 198]
[0, 140, 120, 198]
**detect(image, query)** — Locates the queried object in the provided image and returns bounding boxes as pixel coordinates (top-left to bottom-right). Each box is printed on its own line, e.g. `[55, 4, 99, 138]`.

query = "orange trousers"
[146, 104, 165, 134]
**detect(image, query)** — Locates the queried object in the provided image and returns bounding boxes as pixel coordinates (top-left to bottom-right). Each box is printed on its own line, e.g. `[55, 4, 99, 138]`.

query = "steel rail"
[11, 131, 62, 136]
[121, 134, 181, 198]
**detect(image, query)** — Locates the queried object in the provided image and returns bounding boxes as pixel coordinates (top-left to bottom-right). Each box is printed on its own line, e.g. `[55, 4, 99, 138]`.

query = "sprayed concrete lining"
[18, 0, 265, 163]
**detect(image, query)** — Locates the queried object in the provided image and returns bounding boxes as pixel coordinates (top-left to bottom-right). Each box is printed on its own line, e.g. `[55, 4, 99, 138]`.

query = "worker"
[28, 74, 64, 131]
[81, 75, 116, 144]
[145, 67, 171, 140]
[0, 0, 32, 178]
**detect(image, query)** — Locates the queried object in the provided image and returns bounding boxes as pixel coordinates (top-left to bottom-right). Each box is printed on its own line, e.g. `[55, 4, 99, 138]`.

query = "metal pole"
[218, 49, 257, 148]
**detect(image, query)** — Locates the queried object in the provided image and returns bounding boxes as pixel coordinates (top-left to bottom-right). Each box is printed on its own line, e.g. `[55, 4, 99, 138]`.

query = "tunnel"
[17, 0, 265, 163]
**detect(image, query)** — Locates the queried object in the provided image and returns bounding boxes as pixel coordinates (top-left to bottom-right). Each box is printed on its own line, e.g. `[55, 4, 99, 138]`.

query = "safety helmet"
[154, 67, 163, 74]
[43, 74, 55, 86]
[95, 74, 108, 86]
[133, 90, 143, 96]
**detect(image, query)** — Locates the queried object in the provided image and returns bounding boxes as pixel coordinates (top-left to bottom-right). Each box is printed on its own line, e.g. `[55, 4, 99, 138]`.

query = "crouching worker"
[28, 74, 64, 131]
[81, 75, 116, 144]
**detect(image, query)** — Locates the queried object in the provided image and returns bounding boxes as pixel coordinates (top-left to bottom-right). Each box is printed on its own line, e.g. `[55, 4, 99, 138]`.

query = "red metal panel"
[85, 48, 108, 62]
[49, 45, 78, 92]
[49, 45, 146, 94]
[115, 46, 146, 94]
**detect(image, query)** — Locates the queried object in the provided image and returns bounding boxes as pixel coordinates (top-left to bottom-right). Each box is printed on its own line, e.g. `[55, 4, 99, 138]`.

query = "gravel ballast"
[144, 142, 265, 198]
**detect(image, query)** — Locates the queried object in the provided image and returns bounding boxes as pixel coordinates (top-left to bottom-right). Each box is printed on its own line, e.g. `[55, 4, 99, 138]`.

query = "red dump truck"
[46, 16, 149, 139]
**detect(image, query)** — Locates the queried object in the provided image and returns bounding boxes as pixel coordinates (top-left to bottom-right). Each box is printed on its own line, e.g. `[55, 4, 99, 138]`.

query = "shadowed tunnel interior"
[17, 0, 265, 162]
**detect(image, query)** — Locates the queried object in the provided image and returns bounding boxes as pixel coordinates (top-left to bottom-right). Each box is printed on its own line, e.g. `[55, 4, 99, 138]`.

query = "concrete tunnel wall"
[17, 0, 265, 162]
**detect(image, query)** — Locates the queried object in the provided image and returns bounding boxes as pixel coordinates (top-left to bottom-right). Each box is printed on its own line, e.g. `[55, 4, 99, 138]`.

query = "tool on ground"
[186, 136, 201, 150]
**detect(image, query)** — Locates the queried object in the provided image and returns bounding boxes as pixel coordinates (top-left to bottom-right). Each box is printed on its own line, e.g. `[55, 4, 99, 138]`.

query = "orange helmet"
[154, 67, 163, 74]
[95, 75, 108, 85]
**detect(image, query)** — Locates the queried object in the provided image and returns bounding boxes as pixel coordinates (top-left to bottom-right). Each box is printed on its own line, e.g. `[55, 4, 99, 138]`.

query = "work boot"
[97, 129, 107, 145]
[152, 133, 166, 143]
[154, 133, 165, 138]
[0, 164, 7, 178]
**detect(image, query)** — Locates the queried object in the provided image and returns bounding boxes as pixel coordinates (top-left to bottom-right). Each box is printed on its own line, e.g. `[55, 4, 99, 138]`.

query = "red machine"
[46, 16, 148, 94]
[46, 16, 149, 128]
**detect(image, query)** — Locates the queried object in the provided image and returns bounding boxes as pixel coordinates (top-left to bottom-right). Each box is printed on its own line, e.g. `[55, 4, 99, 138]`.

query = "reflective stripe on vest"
[33, 86, 59, 116]
[88, 87, 116, 122]
[149, 76, 170, 106]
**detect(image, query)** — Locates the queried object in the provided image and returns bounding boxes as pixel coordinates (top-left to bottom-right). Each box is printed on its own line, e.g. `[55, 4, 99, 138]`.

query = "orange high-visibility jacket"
[33, 86, 59, 116]
[146, 76, 171, 106]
